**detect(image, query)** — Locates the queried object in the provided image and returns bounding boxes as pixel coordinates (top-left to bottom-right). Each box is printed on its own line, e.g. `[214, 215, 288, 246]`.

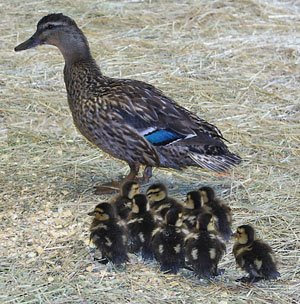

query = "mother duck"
[15, 14, 241, 193]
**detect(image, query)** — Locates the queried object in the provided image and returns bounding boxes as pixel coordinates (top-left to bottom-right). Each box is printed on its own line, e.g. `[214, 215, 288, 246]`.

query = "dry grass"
[1, 0, 300, 303]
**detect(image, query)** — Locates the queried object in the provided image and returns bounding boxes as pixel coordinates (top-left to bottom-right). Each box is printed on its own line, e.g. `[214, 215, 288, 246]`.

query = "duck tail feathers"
[188, 151, 241, 172]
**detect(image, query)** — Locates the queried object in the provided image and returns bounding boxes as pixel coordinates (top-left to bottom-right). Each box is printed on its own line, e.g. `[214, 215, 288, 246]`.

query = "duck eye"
[47, 24, 54, 30]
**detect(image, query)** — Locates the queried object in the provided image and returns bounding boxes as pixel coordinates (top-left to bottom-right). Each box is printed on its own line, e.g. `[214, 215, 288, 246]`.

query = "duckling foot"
[236, 276, 262, 284]
[94, 256, 109, 265]
[214, 268, 225, 276]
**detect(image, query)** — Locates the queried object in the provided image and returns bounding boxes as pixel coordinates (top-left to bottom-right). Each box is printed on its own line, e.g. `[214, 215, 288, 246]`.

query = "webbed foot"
[236, 276, 262, 283]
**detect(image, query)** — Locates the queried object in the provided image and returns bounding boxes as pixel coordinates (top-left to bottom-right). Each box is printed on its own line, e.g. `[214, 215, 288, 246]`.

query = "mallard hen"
[15, 13, 241, 193]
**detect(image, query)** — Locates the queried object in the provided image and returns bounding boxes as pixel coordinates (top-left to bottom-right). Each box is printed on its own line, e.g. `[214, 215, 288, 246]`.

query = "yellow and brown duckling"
[233, 225, 280, 283]
[152, 208, 185, 274]
[15, 13, 241, 194]
[88, 202, 129, 265]
[146, 183, 182, 222]
[112, 180, 140, 220]
[127, 194, 156, 260]
[185, 212, 226, 279]
[182, 190, 206, 230]
[199, 186, 232, 241]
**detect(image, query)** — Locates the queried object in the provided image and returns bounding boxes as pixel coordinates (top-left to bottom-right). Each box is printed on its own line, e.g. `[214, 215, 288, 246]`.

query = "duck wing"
[103, 78, 222, 139]
[100, 78, 241, 170]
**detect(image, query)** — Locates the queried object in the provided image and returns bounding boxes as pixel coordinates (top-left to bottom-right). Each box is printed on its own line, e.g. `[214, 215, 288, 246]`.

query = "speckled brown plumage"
[15, 13, 241, 192]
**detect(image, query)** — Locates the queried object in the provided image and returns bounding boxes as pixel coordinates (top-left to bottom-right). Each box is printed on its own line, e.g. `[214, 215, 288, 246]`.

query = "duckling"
[152, 208, 185, 274]
[15, 13, 241, 194]
[199, 186, 232, 241]
[182, 190, 205, 230]
[88, 202, 129, 265]
[185, 212, 226, 279]
[233, 225, 280, 283]
[127, 194, 156, 260]
[112, 180, 140, 220]
[146, 183, 182, 222]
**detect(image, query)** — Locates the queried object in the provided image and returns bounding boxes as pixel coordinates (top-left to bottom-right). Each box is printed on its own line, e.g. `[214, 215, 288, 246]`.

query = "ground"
[1, 0, 299, 303]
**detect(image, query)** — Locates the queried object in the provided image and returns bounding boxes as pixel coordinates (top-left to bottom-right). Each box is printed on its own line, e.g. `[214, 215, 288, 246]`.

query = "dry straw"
[1, 0, 299, 303]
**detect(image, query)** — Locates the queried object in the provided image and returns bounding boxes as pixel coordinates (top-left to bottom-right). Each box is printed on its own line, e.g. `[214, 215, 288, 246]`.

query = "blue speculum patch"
[144, 129, 184, 146]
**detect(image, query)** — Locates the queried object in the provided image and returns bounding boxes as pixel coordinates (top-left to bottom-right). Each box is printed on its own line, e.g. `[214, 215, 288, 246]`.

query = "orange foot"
[215, 172, 230, 178]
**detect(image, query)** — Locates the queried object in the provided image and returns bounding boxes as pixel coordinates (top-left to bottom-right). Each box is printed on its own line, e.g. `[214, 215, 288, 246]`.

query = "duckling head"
[165, 208, 183, 227]
[196, 212, 215, 231]
[146, 183, 167, 203]
[121, 180, 140, 199]
[234, 225, 255, 245]
[199, 186, 215, 205]
[15, 13, 91, 63]
[185, 191, 202, 210]
[132, 194, 148, 214]
[88, 202, 115, 222]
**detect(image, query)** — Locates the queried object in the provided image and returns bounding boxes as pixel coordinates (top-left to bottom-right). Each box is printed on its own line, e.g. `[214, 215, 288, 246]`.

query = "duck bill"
[87, 211, 96, 216]
[15, 33, 41, 52]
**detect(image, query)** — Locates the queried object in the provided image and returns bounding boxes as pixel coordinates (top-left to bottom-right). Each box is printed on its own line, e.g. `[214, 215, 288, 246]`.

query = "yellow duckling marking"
[191, 248, 198, 260]
[139, 232, 145, 243]
[152, 227, 162, 237]
[128, 184, 140, 199]
[174, 244, 181, 253]
[254, 259, 263, 270]
[236, 227, 248, 245]
[131, 201, 140, 214]
[209, 248, 216, 260]
[105, 237, 112, 247]
[235, 245, 252, 257]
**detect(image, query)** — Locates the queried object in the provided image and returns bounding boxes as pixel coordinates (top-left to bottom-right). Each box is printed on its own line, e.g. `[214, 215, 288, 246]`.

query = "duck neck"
[56, 29, 94, 65]
[62, 33, 105, 103]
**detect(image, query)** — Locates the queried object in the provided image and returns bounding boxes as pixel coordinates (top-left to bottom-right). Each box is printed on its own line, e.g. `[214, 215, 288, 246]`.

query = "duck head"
[15, 13, 90, 63]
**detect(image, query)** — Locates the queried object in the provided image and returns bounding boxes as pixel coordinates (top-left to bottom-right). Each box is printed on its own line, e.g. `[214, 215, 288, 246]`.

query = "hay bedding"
[1, 0, 299, 303]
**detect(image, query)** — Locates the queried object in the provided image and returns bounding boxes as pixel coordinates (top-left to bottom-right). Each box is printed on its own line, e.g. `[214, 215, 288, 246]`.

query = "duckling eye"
[46, 24, 55, 30]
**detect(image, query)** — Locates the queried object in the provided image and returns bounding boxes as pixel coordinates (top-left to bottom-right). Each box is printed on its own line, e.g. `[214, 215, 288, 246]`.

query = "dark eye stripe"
[147, 191, 160, 196]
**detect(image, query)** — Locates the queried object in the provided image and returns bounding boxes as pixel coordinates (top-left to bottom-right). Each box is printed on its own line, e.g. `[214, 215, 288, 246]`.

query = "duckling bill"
[15, 13, 241, 193]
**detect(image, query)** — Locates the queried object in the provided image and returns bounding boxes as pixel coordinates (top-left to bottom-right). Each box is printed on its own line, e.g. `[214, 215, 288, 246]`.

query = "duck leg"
[141, 166, 152, 183]
[94, 163, 140, 194]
